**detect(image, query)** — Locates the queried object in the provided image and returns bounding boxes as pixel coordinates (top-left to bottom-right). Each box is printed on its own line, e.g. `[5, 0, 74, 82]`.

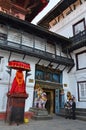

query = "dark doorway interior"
[44, 89, 55, 114]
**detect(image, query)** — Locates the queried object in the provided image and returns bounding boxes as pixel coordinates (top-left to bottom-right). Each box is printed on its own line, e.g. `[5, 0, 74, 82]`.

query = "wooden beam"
[24, 0, 30, 8]
[8, 51, 12, 62]
[36, 58, 41, 64]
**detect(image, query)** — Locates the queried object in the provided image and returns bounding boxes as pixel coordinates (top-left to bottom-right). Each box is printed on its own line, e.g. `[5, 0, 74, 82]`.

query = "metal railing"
[70, 29, 86, 44]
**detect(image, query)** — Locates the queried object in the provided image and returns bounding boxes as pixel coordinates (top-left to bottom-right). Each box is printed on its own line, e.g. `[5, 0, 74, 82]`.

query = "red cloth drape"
[9, 70, 26, 94]
[9, 77, 26, 94]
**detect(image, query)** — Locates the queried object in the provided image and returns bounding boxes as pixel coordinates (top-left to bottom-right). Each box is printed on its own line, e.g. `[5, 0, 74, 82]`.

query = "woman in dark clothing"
[72, 98, 76, 119]
[64, 101, 72, 119]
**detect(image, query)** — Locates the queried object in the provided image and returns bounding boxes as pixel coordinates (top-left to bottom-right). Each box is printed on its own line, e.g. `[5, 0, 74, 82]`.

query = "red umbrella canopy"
[8, 60, 31, 71]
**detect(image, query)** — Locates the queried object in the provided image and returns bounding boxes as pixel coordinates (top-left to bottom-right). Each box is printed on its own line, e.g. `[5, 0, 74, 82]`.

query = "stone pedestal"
[6, 93, 28, 124]
[29, 107, 53, 120]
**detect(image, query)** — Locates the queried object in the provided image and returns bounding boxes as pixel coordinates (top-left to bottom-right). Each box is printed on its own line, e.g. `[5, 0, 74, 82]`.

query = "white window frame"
[76, 51, 86, 70]
[78, 81, 86, 101]
[73, 18, 85, 35]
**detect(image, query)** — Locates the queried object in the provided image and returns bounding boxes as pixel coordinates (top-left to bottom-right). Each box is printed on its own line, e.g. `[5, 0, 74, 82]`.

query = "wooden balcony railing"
[0, 33, 74, 67]
[62, 30, 86, 53]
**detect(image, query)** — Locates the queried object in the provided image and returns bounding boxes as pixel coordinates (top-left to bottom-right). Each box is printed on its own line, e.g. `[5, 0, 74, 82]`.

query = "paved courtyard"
[0, 116, 86, 130]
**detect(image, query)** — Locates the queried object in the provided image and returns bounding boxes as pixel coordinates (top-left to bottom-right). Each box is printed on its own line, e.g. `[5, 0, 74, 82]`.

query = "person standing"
[64, 101, 69, 119]
[64, 101, 71, 119]
[72, 97, 76, 120]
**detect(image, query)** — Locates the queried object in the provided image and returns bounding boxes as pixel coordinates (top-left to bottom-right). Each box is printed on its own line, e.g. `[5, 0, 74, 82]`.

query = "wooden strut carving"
[0, 0, 49, 21]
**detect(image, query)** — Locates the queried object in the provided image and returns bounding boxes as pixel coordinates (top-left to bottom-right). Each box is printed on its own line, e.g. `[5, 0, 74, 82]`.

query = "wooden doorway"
[44, 89, 55, 114]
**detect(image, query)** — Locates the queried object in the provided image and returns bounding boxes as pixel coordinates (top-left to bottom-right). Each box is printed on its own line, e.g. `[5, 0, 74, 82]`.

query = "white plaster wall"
[0, 49, 41, 112]
[63, 65, 86, 108]
[63, 69, 70, 101]
[0, 25, 63, 112]
[25, 87, 34, 111]
[63, 49, 86, 108]
[0, 85, 8, 112]
[67, 68, 86, 108]
[0, 50, 11, 112]
[50, 1, 86, 38]
[49, 1, 86, 108]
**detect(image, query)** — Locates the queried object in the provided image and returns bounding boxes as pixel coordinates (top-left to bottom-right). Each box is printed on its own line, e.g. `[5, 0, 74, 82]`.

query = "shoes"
[65, 117, 68, 119]
[72, 118, 76, 120]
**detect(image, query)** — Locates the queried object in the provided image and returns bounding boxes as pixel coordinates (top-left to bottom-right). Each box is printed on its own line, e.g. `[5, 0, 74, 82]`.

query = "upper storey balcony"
[0, 32, 74, 66]
[0, 12, 74, 72]
[62, 30, 86, 53]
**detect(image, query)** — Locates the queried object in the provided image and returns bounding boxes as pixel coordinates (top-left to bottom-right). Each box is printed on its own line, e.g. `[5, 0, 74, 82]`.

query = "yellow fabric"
[41, 96, 47, 101]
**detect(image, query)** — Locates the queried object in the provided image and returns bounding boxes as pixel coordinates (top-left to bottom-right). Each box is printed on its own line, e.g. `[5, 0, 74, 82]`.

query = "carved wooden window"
[35, 65, 61, 83]
[46, 42, 55, 54]
[22, 32, 33, 47]
[35, 36, 45, 51]
[8, 28, 21, 43]
[0, 24, 7, 34]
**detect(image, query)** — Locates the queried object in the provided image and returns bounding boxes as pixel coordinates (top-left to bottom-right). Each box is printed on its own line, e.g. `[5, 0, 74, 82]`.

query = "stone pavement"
[0, 115, 86, 130]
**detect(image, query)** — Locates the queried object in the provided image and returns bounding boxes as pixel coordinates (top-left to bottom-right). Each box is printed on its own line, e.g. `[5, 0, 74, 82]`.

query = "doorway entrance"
[44, 89, 64, 114]
[44, 89, 55, 114]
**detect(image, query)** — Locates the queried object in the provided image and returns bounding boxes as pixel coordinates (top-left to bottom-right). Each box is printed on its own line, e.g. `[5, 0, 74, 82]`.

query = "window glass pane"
[73, 19, 85, 35]
[53, 74, 59, 83]
[76, 51, 86, 70]
[74, 22, 84, 34]
[44, 72, 52, 81]
[35, 70, 44, 80]
[78, 82, 86, 101]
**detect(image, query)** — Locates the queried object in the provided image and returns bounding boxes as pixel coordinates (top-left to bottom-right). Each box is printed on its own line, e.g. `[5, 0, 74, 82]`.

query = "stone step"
[76, 111, 86, 116]
[57, 108, 86, 121]
[29, 107, 53, 120]
[60, 108, 86, 114]
[76, 115, 86, 121]
[57, 113, 86, 121]
[32, 115, 53, 120]
[76, 108, 86, 112]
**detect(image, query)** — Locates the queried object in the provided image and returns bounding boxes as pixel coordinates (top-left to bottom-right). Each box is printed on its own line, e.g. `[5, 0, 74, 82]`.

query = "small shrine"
[6, 60, 31, 125]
